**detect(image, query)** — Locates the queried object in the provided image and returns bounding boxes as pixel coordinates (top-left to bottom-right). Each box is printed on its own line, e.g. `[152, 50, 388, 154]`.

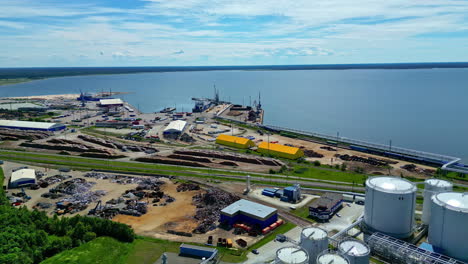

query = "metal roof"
[309, 192, 343, 210]
[0, 119, 63, 129]
[366, 176, 416, 194]
[338, 240, 370, 256]
[432, 192, 468, 213]
[216, 134, 252, 145]
[277, 247, 308, 263]
[425, 179, 453, 188]
[11, 169, 35, 182]
[99, 98, 123, 105]
[317, 253, 349, 264]
[221, 199, 277, 218]
[258, 142, 301, 155]
[302, 227, 328, 240]
[163, 120, 187, 133]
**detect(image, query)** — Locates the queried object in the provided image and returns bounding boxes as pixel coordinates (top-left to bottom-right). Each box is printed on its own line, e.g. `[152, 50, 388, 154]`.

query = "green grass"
[41, 237, 131, 264]
[218, 222, 296, 263]
[291, 200, 318, 223]
[288, 164, 369, 185]
[0, 165, 4, 198]
[41, 236, 181, 264]
[40, 223, 296, 264]
[125, 237, 180, 264]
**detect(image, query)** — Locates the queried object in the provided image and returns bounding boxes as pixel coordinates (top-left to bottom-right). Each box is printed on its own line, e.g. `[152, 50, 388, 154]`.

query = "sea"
[0, 65, 467, 162]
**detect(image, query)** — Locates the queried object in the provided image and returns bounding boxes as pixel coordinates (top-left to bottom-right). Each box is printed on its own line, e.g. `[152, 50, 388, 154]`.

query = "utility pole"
[389, 139, 392, 151]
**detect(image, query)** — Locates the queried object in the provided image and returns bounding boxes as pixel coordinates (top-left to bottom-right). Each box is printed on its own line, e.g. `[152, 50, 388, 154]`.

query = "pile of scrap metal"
[337, 154, 397, 166]
[176, 183, 201, 192]
[87, 175, 166, 218]
[50, 178, 106, 215]
[192, 188, 240, 233]
[303, 149, 324, 158]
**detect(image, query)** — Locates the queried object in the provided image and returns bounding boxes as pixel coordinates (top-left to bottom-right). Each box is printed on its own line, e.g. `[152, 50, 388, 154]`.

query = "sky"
[1, 0, 468, 67]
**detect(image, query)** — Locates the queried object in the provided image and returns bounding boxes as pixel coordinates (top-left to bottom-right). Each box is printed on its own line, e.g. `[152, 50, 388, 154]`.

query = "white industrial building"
[163, 120, 187, 135]
[9, 169, 36, 188]
[99, 98, 124, 106]
[364, 176, 416, 239]
[0, 120, 65, 131]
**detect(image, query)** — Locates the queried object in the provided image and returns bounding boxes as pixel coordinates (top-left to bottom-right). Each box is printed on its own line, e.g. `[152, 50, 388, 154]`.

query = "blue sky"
[1, 0, 468, 67]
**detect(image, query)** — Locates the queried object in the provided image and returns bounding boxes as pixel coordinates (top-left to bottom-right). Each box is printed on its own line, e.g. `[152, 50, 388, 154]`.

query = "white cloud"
[0, 0, 467, 66]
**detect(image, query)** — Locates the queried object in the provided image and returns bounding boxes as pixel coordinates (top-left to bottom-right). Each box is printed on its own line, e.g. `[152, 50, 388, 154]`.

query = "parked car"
[251, 249, 259, 255]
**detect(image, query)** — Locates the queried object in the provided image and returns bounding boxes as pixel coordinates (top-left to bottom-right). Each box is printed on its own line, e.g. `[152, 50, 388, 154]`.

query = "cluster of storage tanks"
[363, 176, 468, 262]
[275, 227, 370, 264]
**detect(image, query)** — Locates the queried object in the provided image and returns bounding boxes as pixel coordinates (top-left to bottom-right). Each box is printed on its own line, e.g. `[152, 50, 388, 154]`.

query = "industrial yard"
[1, 91, 468, 264]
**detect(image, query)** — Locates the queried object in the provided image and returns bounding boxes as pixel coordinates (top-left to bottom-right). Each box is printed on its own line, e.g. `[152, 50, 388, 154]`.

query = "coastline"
[0, 78, 38, 86]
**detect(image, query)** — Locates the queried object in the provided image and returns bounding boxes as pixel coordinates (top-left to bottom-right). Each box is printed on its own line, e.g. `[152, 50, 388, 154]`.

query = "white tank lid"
[277, 247, 308, 263]
[432, 192, 468, 213]
[367, 176, 416, 193]
[302, 227, 327, 240]
[317, 253, 349, 264]
[425, 179, 453, 188]
[338, 240, 370, 256]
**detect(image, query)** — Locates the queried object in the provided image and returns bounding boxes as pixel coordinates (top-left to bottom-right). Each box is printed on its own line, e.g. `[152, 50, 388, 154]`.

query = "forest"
[0, 169, 135, 264]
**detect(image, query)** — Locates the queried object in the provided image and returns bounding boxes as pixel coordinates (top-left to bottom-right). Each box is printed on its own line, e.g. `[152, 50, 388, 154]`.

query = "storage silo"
[316, 250, 349, 264]
[364, 176, 417, 239]
[276, 246, 309, 264]
[338, 239, 370, 264]
[300, 227, 328, 264]
[428, 192, 468, 262]
[422, 179, 452, 224]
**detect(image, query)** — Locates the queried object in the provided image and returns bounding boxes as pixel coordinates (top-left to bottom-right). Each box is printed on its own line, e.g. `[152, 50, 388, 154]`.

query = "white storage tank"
[422, 179, 452, 224]
[276, 246, 309, 264]
[316, 250, 349, 264]
[428, 192, 468, 262]
[364, 176, 417, 239]
[300, 227, 328, 264]
[338, 239, 370, 264]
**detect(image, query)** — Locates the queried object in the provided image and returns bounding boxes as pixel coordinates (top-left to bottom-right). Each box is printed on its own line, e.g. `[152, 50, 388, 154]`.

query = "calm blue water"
[1, 69, 467, 162]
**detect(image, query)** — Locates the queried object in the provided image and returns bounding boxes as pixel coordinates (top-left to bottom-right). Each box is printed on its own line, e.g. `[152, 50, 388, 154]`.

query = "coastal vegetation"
[0, 78, 34, 86]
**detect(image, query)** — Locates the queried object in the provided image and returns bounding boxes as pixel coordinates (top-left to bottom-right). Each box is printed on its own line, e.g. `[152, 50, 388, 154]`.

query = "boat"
[160, 107, 176, 113]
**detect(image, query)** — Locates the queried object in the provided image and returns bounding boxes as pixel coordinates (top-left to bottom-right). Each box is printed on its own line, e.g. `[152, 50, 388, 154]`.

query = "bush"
[341, 163, 347, 171]
[313, 160, 321, 166]
[269, 169, 276, 174]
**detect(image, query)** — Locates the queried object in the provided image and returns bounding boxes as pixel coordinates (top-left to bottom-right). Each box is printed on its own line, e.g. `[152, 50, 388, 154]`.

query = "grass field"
[41, 236, 180, 264]
[40, 223, 296, 264]
[41, 237, 131, 264]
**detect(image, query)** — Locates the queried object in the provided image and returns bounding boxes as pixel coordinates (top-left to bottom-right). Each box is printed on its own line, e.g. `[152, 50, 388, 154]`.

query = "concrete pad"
[248, 188, 319, 209]
[243, 227, 303, 264]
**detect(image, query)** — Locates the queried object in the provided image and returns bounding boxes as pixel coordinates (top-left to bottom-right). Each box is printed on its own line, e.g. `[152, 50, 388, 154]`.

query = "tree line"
[0, 172, 135, 264]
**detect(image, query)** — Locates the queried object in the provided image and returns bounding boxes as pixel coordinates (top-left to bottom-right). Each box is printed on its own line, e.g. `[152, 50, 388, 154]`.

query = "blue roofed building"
[219, 199, 278, 229]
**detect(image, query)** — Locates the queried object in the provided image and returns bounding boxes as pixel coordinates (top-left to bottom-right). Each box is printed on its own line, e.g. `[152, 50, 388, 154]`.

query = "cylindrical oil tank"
[300, 227, 328, 264]
[364, 176, 417, 238]
[422, 179, 453, 224]
[316, 250, 349, 264]
[338, 239, 370, 264]
[428, 192, 468, 262]
[276, 246, 309, 264]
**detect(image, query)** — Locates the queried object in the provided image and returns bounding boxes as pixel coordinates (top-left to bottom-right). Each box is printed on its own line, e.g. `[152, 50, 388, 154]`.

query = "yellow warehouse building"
[216, 134, 255, 149]
[257, 142, 304, 159]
